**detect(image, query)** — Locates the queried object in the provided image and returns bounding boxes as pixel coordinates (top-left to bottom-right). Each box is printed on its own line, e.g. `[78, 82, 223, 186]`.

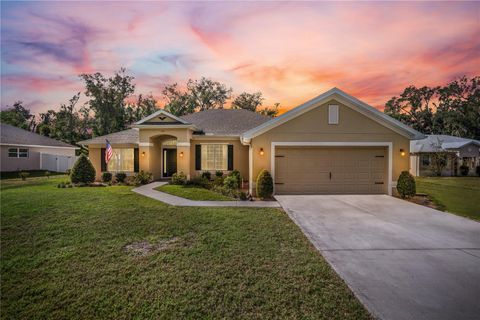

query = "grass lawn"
[1, 176, 369, 319]
[156, 184, 235, 201]
[0, 170, 65, 180]
[416, 177, 480, 220]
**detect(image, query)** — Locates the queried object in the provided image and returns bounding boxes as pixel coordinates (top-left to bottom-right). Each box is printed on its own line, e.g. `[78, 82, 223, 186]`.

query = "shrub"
[187, 176, 210, 188]
[171, 171, 187, 185]
[115, 172, 127, 183]
[212, 176, 224, 187]
[70, 154, 96, 184]
[211, 185, 238, 198]
[223, 175, 238, 190]
[45, 171, 51, 178]
[65, 169, 71, 176]
[256, 169, 273, 199]
[459, 165, 469, 176]
[396, 171, 416, 199]
[239, 191, 247, 201]
[215, 170, 223, 178]
[476, 166, 480, 177]
[134, 170, 153, 185]
[229, 170, 241, 188]
[18, 172, 30, 181]
[102, 172, 113, 183]
[201, 171, 212, 180]
[57, 182, 66, 188]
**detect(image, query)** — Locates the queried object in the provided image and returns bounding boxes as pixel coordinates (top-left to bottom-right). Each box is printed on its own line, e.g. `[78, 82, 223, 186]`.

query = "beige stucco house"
[79, 88, 424, 195]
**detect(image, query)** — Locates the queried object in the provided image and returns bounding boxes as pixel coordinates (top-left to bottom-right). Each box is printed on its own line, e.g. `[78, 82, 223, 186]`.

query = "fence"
[40, 153, 78, 173]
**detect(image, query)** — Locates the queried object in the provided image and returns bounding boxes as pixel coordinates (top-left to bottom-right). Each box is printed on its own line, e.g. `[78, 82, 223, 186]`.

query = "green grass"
[416, 177, 480, 220]
[1, 176, 369, 319]
[156, 184, 235, 201]
[1, 170, 65, 180]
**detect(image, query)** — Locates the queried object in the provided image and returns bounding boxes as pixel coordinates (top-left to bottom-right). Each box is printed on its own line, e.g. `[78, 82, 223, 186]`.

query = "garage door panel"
[275, 147, 387, 194]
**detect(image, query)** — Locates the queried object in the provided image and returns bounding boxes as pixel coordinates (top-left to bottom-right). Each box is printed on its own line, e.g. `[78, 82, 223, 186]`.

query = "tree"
[428, 138, 454, 176]
[232, 92, 264, 112]
[80, 68, 135, 136]
[258, 103, 280, 117]
[162, 83, 194, 116]
[384, 76, 480, 139]
[125, 94, 158, 124]
[0, 101, 35, 130]
[186, 77, 232, 111]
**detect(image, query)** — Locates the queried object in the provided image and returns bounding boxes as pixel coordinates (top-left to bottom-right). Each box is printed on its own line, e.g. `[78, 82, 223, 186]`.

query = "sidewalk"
[132, 182, 281, 208]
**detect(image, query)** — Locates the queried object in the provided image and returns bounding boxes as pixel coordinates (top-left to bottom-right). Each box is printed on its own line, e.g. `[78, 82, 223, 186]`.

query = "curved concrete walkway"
[133, 182, 281, 208]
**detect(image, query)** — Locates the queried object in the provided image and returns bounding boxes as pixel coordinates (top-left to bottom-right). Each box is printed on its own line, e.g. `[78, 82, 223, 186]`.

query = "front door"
[163, 149, 177, 177]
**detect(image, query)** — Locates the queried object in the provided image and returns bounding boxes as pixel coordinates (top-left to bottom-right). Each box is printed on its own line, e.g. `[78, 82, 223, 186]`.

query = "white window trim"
[328, 104, 339, 124]
[8, 147, 29, 158]
[270, 142, 393, 195]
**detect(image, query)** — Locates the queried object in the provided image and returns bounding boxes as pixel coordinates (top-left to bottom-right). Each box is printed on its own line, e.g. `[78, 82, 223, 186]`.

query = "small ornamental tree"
[396, 171, 416, 199]
[70, 154, 96, 184]
[256, 169, 273, 199]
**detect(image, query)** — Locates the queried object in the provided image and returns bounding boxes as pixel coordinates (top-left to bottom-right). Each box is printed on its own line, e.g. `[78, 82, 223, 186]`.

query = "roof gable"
[241, 88, 424, 142]
[135, 109, 190, 125]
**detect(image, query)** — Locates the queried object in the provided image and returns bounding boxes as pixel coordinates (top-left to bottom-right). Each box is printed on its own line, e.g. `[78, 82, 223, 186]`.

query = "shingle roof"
[410, 134, 480, 153]
[78, 128, 139, 145]
[180, 109, 271, 136]
[0, 122, 76, 148]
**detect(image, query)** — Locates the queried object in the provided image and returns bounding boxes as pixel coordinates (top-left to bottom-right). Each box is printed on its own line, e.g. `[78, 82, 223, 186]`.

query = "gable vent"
[328, 105, 339, 124]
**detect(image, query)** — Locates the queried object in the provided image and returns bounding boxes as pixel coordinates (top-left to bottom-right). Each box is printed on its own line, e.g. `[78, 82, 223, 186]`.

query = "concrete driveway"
[276, 195, 480, 320]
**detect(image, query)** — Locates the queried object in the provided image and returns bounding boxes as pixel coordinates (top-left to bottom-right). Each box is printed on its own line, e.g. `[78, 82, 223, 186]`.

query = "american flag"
[105, 139, 113, 164]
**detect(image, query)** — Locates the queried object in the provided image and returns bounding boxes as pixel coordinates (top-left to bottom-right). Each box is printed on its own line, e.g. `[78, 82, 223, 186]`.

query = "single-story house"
[79, 88, 424, 195]
[410, 135, 480, 177]
[0, 122, 78, 172]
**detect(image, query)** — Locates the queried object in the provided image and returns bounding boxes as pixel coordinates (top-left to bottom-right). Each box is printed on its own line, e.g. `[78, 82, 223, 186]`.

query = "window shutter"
[195, 145, 201, 170]
[101, 148, 106, 172]
[227, 145, 234, 171]
[134, 148, 139, 172]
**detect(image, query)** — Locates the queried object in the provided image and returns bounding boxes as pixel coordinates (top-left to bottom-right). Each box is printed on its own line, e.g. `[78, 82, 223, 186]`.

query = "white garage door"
[274, 147, 388, 194]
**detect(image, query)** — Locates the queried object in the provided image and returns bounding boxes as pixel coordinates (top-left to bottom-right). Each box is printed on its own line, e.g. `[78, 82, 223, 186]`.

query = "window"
[201, 144, 228, 170]
[107, 148, 134, 172]
[328, 105, 339, 124]
[421, 154, 430, 166]
[8, 148, 28, 158]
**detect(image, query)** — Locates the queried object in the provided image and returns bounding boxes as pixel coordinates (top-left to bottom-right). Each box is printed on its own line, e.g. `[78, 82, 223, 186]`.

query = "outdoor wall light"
[179, 151, 184, 158]
[142, 151, 146, 157]
[259, 148, 265, 156]
[400, 149, 405, 156]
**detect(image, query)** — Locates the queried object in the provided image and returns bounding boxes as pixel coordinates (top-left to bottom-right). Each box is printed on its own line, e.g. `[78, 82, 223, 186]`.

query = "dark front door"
[163, 149, 177, 177]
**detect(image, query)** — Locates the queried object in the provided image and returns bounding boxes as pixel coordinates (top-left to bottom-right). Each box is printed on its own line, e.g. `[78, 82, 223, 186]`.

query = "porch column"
[176, 142, 191, 179]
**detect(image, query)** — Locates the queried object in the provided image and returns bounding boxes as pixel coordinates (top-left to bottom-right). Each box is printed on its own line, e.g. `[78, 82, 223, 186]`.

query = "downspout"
[249, 144, 253, 195]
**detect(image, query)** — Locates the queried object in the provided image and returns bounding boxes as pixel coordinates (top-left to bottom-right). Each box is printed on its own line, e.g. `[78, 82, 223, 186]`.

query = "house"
[410, 135, 480, 177]
[0, 123, 78, 172]
[78, 88, 424, 195]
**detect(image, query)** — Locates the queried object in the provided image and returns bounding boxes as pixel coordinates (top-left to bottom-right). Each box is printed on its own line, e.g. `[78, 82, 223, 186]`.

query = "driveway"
[276, 195, 480, 320]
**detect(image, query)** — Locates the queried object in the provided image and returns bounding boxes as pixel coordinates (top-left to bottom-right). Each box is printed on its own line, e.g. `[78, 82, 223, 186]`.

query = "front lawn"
[0, 170, 65, 180]
[415, 177, 480, 220]
[156, 184, 234, 201]
[1, 176, 369, 319]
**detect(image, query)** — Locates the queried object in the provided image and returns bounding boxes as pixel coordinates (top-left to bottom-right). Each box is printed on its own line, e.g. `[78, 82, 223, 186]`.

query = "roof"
[180, 109, 271, 136]
[0, 122, 77, 148]
[78, 128, 139, 145]
[135, 109, 189, 125]
[410, 135, 480, 153]
[241, 87, 425, 142]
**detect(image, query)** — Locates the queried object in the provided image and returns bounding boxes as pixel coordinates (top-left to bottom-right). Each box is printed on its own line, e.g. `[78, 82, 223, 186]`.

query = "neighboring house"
[0, 123, 78, 172]
[79, 88, 424, 195]
[410, 135, 480, 177]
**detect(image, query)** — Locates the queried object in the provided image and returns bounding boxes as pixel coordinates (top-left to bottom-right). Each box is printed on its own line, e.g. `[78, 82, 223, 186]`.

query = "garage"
[274, 146, 388, 194]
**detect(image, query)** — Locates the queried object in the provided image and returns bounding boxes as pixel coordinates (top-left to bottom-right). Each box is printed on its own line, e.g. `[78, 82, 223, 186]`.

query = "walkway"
[132, 182, 281, 208]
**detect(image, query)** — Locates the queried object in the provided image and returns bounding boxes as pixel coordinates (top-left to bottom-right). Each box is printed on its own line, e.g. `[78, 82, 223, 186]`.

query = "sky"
[1, 1, 479, 115]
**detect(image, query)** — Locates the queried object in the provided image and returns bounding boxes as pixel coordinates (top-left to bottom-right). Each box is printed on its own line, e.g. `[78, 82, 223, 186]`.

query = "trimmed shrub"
[212, 176, 224, 187]
[134, 170, 153, 185]
[201, 171, 212, 180]
[460, 165, 469, 176]
[44, 171, 51, 178]
[18, 172, 30, 181]
[476, 166, 480, 177]
[256, 169, 273, 199]
[57, 182, 66, 188]
[223, 175, 238, 190]
[396, 171, 416, 199]
[211, 185, 238, 198]
[102, 172, 113, 183]
[215, 170, 223, 178]
[171, 171, 187, 185]
[65, 169, 71, 176]
[70, 154, 96, 184]
[115, 172, 127, 183]
[239, 191, 247, 201]
[229, 170, 241, 188]
[187, 176, 210, 188]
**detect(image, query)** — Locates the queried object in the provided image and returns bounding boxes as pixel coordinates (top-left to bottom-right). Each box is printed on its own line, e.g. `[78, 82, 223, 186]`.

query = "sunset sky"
[1, 1, 479, 115]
